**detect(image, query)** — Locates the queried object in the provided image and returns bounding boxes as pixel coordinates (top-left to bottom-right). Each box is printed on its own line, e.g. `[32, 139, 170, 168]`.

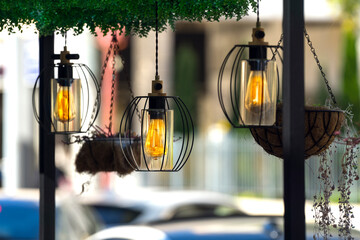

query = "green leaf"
[0, 0, 256, 36]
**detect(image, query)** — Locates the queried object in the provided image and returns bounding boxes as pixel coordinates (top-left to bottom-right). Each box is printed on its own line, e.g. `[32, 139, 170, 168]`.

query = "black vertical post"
[283, 0, 305, 239]
[39, 35, 55, 240]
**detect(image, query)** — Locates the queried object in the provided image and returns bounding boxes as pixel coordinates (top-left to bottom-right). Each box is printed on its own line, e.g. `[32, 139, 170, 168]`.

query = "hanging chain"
[100, 37, 115, 90]
[271, 33, 283, 60]
[304, 28, 337, 105]
[88, 36, 115, 130]
[122, 55, 142, 122]
[108, 36, 118, 133]
[89, 34, 146, 131]
[114, 46, 142, 122]
[270, 29, 337, 105]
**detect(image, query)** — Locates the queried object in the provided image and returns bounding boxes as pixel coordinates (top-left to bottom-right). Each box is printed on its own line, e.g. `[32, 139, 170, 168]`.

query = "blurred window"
[91, 205, 141, 226]
[171, 204, 243, 220]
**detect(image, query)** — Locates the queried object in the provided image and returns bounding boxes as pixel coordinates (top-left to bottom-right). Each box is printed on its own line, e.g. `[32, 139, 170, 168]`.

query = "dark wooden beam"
[283, 0, 306, 239]
[39, 35, 55, 240]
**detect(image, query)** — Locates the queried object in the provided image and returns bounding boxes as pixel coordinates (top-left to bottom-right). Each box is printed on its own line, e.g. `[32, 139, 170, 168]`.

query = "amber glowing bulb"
[145, 118, 167, 158]
[54, 86, 76, 122]
[245, 70, 271, 113]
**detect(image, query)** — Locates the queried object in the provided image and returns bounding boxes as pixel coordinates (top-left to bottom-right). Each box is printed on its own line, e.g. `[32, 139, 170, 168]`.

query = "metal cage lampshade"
[119, 79, 194, 172]
[120, 1, 194, 172]
[33, 46, 101, 134]
[218, 23, 282, 128]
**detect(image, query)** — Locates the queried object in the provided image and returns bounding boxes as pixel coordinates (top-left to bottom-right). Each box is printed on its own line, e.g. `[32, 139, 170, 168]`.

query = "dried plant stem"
[313, 148, 336, 240]
[337, 139, 359, 240]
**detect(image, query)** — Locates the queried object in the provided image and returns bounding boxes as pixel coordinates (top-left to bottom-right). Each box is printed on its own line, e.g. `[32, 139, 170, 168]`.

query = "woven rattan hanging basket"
[250, 105, 345, 159]
[75, 137, 141, 176]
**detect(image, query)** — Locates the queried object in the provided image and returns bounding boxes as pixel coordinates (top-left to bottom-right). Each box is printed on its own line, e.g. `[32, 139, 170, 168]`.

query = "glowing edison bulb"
[145, 118, 167, 158]
[54, 86, 76, 122]
[245, 70, 271, 113]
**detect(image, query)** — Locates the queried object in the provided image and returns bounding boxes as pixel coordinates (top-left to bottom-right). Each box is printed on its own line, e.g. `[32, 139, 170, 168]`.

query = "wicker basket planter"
[75, 137, 140, 176]
[250, 106, 345, 159]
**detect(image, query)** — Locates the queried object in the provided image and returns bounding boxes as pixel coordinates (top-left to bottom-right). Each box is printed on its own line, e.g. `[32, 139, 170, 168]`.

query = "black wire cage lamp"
[218, 2, 282, 128]
[33, 36, 101, 134]
[218, 0, 344, 159]
[119, 2, 194, 172]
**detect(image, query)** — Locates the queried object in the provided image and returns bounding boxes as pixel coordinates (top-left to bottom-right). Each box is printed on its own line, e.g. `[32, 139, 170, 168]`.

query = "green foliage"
[175, 42, 199, 129]
[330, 0, 360, 125]
[340, 30, 360, 124]
[331, 0, 360, 18]
[0, 0, 257, 36]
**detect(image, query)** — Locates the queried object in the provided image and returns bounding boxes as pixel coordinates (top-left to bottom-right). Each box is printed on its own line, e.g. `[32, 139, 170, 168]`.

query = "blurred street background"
[0, 0, 360, 239]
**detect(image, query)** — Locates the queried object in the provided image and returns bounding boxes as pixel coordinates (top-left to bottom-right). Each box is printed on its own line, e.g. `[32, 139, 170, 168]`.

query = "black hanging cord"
[155, 0, 159, 78]
[256, 0, 260, 25]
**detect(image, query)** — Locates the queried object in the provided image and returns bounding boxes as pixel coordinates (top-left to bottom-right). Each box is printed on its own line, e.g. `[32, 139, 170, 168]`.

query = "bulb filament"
[245, 70, 271, 113]
[145, 118, 167, 158]
[55, 87, 76, 122]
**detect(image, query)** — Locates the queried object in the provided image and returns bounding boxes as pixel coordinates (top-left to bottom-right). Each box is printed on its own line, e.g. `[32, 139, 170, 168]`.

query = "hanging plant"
[250, 104, 345, 159]
[74, 127, 141, 177]
[311, 110, 360, 240]
[73, 35, 140, 177]
[312, 147, 337, 239]
[335, 117, 360, 239]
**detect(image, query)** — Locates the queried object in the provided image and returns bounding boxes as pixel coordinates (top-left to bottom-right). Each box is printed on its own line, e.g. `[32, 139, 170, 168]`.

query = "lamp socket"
[149, 76, 166, 96]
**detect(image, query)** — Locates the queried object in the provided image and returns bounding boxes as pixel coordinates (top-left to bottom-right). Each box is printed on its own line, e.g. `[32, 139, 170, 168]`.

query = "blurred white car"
[85, 217, 282, 240]
[80, 190, 247, 227]
[86, 216, 360, 240]
[86, 226, 169, 240]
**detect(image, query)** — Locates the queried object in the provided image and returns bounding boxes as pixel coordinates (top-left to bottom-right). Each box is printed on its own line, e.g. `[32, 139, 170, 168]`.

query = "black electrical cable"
[155, 1, 159, 78]
[257, 0, 260, 24]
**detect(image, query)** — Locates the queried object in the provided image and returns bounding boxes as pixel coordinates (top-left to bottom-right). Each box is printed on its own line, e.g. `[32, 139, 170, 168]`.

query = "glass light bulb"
[54, 86, 76, 122]
[245, 70, 271, 113]
[145, 118, 167, 158]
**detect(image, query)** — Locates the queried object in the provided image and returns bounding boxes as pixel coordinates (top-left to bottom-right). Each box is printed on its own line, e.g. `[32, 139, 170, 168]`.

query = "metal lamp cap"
[148, 75, 166, 96]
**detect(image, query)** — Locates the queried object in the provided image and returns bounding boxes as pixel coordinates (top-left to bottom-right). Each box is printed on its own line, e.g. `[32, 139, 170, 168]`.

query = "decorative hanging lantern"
[218, 1, 344, 159]
[250, 29, 345, 159]
[119, 1, 194, 172]
[218, 8, 281, 128]
[33, 37, 100, 134]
